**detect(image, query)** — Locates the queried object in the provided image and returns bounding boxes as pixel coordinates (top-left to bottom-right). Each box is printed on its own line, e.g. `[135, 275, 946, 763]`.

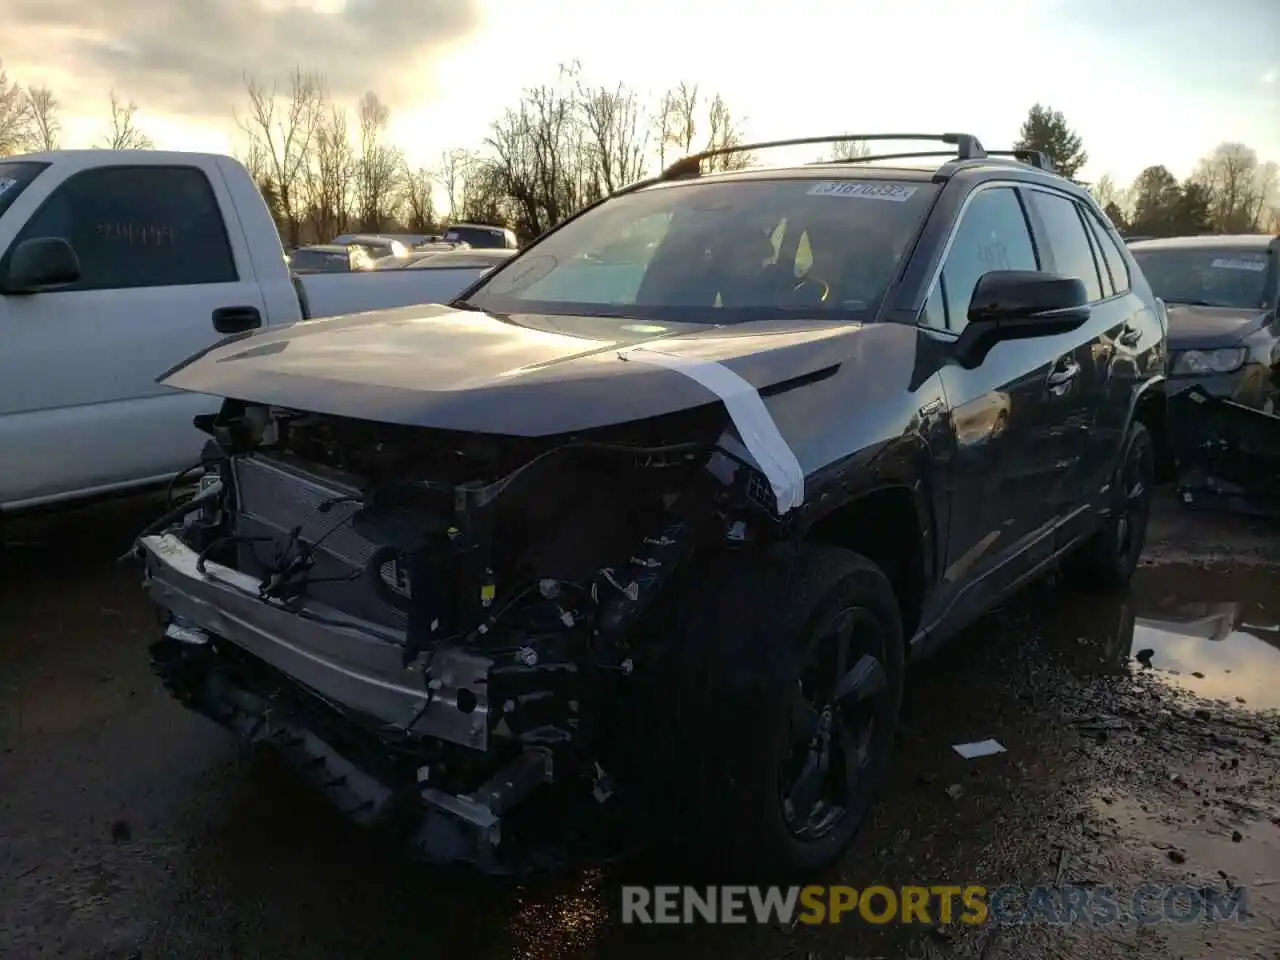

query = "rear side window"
[12, 166, 237, 291]
[938, 187, 1040, 332]
[1027, 190, 1104, 302]
[1085, 212, 1131, 294]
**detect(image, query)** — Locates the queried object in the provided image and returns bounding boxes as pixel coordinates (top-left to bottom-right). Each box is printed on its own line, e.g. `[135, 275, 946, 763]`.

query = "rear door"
[0, 161, 268, 508]
[1022, 188, 1138, 543]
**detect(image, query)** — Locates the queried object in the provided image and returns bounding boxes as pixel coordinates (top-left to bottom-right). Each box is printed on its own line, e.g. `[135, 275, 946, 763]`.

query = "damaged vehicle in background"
[1128, 235, 1279, 516]
[135, 133, 1167, 878]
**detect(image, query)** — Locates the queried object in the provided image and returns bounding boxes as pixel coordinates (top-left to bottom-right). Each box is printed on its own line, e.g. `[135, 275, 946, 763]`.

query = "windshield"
[1131, 247, 1273, 309]
[0, 161, 49, 220]
[462, 177, 939, 322]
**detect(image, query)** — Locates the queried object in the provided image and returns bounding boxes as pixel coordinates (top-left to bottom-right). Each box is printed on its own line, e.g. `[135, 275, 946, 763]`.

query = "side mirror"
[955, 270, 1090, 368]
[1, 237, 82, 294]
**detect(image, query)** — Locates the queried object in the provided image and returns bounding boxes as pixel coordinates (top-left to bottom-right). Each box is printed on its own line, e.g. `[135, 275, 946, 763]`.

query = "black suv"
[138, 133, 1167, 879]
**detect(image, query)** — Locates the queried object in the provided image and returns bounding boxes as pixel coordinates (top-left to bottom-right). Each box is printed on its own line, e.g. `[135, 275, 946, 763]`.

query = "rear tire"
[678, 543, 905, 881]
[1062, 421, 1155, 592]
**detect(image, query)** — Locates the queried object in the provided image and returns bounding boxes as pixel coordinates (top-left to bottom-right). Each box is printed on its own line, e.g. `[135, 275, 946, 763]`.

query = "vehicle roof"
[293, 244, 352, 254]
[631, 158, 1087, 195]
[337, 234, 401, 244]
[1127, 234, 1278, 251]
[6, 149, 231, 164]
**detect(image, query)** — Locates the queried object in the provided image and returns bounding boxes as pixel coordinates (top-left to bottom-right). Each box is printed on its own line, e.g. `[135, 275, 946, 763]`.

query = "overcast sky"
[6, 0, 1279, 185]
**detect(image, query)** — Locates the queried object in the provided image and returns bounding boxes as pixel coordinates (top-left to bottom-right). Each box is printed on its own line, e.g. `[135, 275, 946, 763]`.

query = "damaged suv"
[136, 133, 1167, 878]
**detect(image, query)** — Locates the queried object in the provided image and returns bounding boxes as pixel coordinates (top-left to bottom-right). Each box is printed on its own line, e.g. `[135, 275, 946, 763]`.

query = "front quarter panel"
[764, 321, 949, 580]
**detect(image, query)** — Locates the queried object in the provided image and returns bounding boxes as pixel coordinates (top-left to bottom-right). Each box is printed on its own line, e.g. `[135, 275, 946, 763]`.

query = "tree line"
[3, 57, 1278, 246]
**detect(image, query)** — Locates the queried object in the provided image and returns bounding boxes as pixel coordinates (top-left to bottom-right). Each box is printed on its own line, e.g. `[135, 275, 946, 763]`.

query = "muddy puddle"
[1035, 562, 1280, 714]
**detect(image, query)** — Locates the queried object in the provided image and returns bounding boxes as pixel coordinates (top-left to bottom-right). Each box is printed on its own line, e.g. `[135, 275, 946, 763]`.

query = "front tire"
[1062, 421, 1155, 592]
[681, 543, 905, 881]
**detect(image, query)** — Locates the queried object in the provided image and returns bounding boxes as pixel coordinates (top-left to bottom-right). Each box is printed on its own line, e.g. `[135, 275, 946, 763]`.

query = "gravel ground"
[0, 491, 1277, 960]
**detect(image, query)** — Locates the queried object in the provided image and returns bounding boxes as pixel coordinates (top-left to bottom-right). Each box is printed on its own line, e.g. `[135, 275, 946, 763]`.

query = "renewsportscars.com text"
[620, 884, 1251, 926]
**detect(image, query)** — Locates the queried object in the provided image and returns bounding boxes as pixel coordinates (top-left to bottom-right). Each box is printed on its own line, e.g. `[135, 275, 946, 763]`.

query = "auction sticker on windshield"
[1211, 257, 1267, 272]
[807, 181, 919, 202]
[0, 177, 18, 197]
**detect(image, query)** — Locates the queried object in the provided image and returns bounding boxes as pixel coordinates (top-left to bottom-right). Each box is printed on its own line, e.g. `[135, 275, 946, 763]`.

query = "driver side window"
[939, 187, 1040, 332]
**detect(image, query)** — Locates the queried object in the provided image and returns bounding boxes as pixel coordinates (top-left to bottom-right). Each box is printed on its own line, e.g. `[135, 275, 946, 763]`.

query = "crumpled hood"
[1165, 304, 1271, 350]
[160, 302, 862, 436]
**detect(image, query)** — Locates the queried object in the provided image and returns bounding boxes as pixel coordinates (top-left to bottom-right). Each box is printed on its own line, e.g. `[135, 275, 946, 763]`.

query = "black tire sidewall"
[686, 544, 905, 881]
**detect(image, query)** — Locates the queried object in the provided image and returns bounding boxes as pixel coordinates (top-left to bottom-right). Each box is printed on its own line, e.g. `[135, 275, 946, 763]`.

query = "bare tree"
[458, 160, 508, 227]
[652, 82, 751, 171]
[307, 105, 355, 241]
[815, 136, 871, 163]
[485, 79, 584, 238]
[354, 91, 403, 231]
[578, 79, 649, 194]
[1089, 173, 1126, 213]
[701, 93, 752, 172]
[1193, 142, 1262, 233]
[25, 86, 59, 150]
[100, 90, 154, 149]
[401, 162, 436, 233]
[1247, 160, 1278, 233]
[237, 67, 326, 246]
[237, 142, 285, 231]
[435, 148, 473, 220]
[0, 60, 35, 155]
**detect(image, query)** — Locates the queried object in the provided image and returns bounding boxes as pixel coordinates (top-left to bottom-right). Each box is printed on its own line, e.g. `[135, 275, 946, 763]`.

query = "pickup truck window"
[1026, 190, 1105, 302]
[11, 165, 237, 291]
[464, 178, 939, 322]
[939, 187, 1040, 332]
[0, 161, 49, 219]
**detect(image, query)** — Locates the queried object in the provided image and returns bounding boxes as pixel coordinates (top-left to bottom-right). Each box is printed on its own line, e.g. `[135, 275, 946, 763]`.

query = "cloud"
[1263, 67, 1279, 84]
[5, 0, 484, 119]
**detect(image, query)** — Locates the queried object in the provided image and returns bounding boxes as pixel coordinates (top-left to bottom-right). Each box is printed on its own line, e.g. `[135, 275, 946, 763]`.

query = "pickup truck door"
[0, 159, 269, 509]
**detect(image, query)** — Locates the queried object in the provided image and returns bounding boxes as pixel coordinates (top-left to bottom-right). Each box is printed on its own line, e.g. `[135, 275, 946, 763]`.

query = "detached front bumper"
[140, 533, 560, 870]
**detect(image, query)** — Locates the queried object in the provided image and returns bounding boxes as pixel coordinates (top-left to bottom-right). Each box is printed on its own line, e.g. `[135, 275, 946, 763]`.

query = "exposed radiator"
[231, 453, 408, 628]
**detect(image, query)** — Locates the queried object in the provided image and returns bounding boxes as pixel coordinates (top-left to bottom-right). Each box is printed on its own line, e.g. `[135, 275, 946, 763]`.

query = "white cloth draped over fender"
[617, 345, 805, 514]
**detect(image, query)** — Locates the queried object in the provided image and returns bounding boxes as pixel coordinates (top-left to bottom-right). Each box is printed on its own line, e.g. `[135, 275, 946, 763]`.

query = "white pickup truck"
[0, 150, 494, 515]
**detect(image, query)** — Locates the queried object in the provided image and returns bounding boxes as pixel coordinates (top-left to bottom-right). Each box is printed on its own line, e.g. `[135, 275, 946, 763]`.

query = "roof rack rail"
[983, 149, 1053, 171]
[660, 133, 987, 179]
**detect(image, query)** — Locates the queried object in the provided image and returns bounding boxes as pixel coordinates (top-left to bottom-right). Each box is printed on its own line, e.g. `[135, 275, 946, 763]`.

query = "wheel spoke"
[836, 722, 868, 792]
[835, 653, 886, 706]
[780, 604, 889, 839]
[786, 748, 826, 823]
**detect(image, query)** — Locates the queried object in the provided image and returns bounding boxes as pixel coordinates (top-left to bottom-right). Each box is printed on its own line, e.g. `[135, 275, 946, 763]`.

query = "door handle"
[212, 305, 262, 334]
[1118, 323, 1142, 348]
[1047, 358, 1081, 395]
